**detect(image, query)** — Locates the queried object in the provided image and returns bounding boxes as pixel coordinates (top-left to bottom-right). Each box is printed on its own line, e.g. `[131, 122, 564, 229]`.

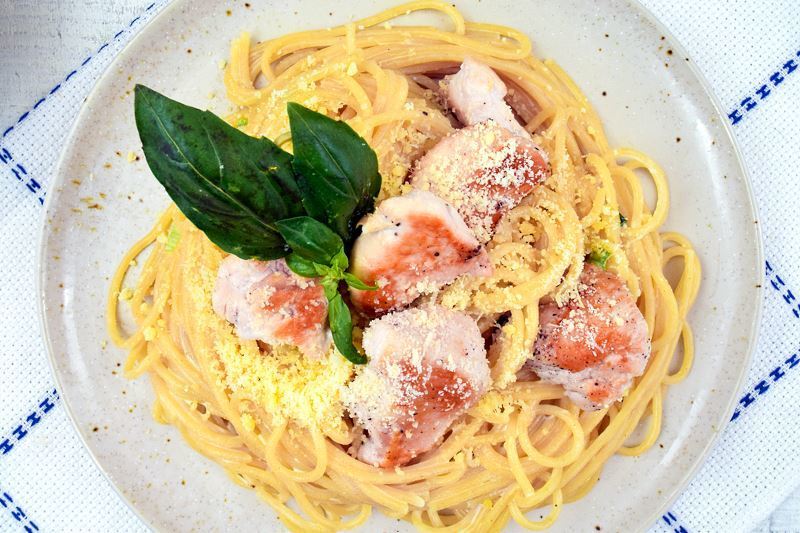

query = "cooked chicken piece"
[344, 305, 491, 467]
[523, 264, 651, 410]
[212, 256, 330, 359]
[441, 56, 530, 138]
[423, 58, 550, 243]
[349, 190, 492, 317]
[411, 121, 549, 244]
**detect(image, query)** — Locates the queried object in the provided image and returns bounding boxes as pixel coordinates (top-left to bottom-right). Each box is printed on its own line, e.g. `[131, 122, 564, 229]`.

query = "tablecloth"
[0, 1, 798, 531]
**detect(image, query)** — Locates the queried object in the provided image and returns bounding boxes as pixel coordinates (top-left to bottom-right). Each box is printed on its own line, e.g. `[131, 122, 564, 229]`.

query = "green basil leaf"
[287, 103, 382, 244]
[342, 273, 377, 291]
[321, 277, 340, 301]
[327, 293, 367, 364]
[135, 85, 306, 260]
[619, 213, 627, 226]
[285, 253, 319, 278]
[587, 248, 612, 270]
[331, 247, 349, 271]
[315, 263, 332, 277]
[275, 216, 344, 265]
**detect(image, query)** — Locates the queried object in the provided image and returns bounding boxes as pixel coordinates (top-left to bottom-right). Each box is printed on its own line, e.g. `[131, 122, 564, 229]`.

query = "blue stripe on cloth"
[766, 261, 800, 319]
[0, 1, 159, 140]
[0, 147, 45, 205]
[727, 262, 798, 422]
[662, 510, 690, 532]
[0, 389, 60, 457]
[0, 488, 39, 532]
[727, 47, 800, 125]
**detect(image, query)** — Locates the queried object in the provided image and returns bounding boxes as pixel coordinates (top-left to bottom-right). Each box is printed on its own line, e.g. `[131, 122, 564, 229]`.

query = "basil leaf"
[320, 277, 339, 301]
[619, 213, 627, 226]
[275, 216, 344, 265]
[328, 293, 367, 364]
[343, 273, 376, 291]
[135, 85, 305, 260]
[285, 253, 318, 278]
[287, 103, 381, 244]
[331, 248, 349, 271]
[588, 248, 611, 270]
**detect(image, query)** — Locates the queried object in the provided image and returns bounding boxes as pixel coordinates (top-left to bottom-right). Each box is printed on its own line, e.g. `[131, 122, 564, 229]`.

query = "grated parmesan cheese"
[184, 247, 352, 432]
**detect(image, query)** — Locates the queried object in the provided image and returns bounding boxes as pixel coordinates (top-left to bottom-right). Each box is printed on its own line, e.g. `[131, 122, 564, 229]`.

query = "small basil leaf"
[135, 85, 304, 260]
[587, 248, 611, 270]
[327, 293, 367, 364]
[314, 263, 332, 277]
[287, 103, 381, 244]
[285, 253, 319, 278]
[619, 213, 627, 226]
[331, 247, 349, 271]
[275, 216, 344, 265]
[343, 273, 377, 291]
[321, 277, 339, 301]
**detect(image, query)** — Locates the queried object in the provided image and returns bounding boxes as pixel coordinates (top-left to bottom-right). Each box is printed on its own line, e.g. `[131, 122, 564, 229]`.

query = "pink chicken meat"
[348, 190, 492, 317]
[212, 256, 331, 359]
[344, 305, 491, 467]
[410, 58, 550, 244]
[524, 264, 651, 410]
[441, 56, 530, 138]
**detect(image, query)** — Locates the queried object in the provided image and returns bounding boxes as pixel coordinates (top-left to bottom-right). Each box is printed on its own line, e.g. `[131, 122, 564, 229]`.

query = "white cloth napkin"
[0, 1, 798, 531]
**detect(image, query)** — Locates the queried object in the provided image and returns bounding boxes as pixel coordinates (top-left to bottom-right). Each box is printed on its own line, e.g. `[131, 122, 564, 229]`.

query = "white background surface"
[0, 1, 798, 531]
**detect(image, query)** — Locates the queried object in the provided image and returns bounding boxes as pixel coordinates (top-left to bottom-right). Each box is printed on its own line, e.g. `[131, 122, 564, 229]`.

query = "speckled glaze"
[38, 1, 762, 531]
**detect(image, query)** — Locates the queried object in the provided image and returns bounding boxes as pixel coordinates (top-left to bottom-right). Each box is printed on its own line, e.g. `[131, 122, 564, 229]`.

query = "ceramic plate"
[39, 0, 762, 531]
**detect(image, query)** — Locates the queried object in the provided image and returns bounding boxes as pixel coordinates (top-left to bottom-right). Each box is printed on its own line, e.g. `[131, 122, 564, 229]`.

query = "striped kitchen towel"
[0, 1, 798, 531]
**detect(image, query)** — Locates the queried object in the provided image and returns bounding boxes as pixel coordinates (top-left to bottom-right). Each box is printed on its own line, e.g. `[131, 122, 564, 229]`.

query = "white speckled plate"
[38, 0, 762, 531]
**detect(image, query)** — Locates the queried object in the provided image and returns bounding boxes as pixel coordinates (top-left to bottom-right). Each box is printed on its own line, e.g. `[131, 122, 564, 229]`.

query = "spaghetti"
[108, 2, 701, 531]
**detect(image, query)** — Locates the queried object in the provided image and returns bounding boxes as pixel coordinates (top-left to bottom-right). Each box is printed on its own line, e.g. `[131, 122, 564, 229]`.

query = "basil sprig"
[276, 217, 376, 364]
[135, 85, 381, 363]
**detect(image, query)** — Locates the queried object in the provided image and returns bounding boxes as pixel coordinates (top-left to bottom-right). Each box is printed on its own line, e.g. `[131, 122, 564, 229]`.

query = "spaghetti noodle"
[108, 2, 701, 530]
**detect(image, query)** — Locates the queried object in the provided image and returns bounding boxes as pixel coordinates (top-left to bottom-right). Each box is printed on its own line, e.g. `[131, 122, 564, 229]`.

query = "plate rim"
[614, 1, 765, 527]
[36, 0, 765, 531]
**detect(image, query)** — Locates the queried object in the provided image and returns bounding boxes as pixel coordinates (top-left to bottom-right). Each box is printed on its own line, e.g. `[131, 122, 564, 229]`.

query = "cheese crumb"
[126, 151, 137, 163]
[346, 62, 358, 76]
[143, 326, 156, 341]
[119, 287, 133, 301]
[241, 413, 256, 432]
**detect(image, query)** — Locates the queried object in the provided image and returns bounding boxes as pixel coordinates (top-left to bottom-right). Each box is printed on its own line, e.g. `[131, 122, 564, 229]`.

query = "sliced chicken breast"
[349, 190, 492, 317]
[441, 56, 530, 138]
[411, 121, 549, 244]
[212, 256, 331, 359]
[344, 305, 491, 467]
[524, 264, 651, 410]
